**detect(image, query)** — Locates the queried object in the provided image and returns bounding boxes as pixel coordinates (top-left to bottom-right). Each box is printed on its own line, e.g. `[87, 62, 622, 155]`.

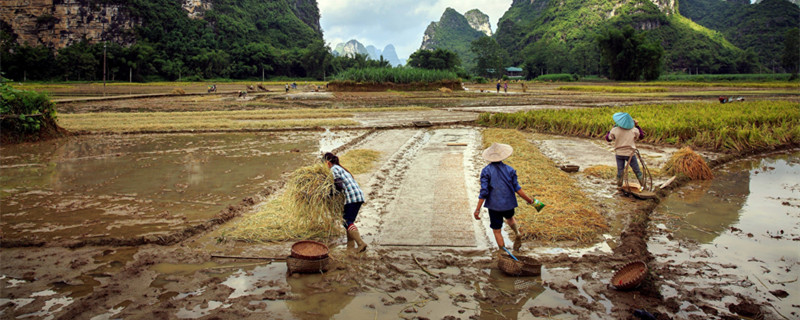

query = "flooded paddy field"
[2, 84, 799, 319]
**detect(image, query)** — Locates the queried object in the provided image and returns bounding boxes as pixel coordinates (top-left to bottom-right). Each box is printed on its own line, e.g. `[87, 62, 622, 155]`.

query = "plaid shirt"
[331, 165, 365, 204]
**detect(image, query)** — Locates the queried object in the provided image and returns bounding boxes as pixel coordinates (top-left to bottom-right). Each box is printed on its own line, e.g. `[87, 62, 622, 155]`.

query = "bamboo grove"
[477, 101, 800, 152]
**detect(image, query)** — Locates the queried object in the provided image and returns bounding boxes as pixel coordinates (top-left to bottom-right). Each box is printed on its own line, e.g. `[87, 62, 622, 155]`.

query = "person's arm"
[475, 169, 490, 220]
[516, 189, 534, 205]
[474, 198, 485, 220]
[605, 128, 615, 142]
[634, 120, 644, 140]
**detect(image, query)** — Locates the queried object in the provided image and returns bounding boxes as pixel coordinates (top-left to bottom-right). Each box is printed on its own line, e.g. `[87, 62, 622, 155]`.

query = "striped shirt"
[331, 165, 365, 204]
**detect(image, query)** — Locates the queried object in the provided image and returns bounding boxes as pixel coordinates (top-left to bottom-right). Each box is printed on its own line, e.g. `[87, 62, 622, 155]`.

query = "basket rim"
[290, 240, 329, 260]
[611, 261, 647, 290]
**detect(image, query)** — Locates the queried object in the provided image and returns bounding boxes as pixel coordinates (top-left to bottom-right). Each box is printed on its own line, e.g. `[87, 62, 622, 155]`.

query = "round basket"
[560, 165, 580, 173]
[611, 261, 647, 290]
[498, 254, 541, 277]
[286, 256, 330, 274]
[290, 240, 329, 260]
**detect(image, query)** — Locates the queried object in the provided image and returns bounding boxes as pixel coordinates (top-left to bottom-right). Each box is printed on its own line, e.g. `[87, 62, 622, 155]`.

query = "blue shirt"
[331, 165, 365, 204]
[479, 161, 521, 211]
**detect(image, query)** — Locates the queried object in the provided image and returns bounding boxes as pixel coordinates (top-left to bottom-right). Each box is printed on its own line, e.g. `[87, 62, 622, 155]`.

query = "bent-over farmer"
[324, 152, 367, 252]
[472, 143, 536, 251]
[605, 112, 645, 187]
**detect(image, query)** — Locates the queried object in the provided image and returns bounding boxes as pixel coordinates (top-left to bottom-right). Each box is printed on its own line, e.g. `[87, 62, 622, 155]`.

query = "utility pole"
[102, 3, 107, 96]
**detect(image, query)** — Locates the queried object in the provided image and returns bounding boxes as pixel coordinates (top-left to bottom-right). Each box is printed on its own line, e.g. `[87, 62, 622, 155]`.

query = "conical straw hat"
[482, 143, 513, 162]
[613, 112, 635, 129]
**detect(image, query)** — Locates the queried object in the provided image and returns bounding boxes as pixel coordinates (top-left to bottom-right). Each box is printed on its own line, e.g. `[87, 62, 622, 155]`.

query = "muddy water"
[649, 150, 800, 318]
[0, 132, 360, 243]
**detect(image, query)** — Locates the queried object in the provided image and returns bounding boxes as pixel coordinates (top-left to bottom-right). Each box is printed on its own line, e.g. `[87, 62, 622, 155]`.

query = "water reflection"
[656, 161, 751, 243]
[0, 133, 317, 242]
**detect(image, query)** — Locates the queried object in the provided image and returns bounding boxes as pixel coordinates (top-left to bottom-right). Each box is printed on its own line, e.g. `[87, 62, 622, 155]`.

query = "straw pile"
[223, 149, 381, 242]
[224, 163, 344, 242]
[483, 129, 608, 243]
[662, 147, 713, 180]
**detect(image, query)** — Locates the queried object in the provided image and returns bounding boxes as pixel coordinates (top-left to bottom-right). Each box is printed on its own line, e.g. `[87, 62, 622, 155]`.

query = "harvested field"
[2, 80, 799, 319]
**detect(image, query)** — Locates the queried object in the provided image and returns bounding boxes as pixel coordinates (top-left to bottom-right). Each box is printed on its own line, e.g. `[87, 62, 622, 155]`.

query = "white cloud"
[318, 0, 513, 61]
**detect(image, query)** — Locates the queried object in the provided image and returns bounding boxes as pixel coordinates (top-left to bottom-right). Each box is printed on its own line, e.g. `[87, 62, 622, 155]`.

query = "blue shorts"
[342, 202, 363, 228]
[488, 208, 515, 230]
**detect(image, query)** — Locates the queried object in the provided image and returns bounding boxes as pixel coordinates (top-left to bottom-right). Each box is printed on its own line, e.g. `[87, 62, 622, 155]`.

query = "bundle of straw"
[285, 163, 345, 232]
[662, 147, 713, 180]
[583, 165, 618, 179]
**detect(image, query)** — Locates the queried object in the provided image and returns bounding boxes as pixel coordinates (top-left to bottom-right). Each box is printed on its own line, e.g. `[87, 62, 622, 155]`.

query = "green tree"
[597, 26, 663, 81]
[408, 48, 461, 70]
[782, 28, 799, 76]
[57, 41, 98, 81]
[470, 36, 507, 78]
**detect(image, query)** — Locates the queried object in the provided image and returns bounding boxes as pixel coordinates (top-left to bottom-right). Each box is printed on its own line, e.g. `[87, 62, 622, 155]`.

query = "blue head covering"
[612, 112, 634, 129]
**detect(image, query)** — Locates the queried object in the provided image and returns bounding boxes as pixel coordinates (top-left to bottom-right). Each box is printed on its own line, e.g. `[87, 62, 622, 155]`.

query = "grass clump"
[483, 129, 607, 243]
[583, 165, 618, 179]
[558, 85, 667, 93]
[662, 147, 713, 180]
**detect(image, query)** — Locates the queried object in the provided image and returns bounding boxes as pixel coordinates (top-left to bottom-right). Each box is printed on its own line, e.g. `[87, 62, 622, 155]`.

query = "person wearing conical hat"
[472, 143, 536, 251]
[605, 112, 646, 187]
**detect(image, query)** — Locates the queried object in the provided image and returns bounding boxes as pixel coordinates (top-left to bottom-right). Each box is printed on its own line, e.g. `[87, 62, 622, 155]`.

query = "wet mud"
[2, 86, 799, 319]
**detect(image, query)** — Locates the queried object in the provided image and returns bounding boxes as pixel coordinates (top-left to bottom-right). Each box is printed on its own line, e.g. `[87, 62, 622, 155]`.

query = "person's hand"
[634, 119, 639, 126]
[527, 198, 534, 205]
[473, 210, 481, 220]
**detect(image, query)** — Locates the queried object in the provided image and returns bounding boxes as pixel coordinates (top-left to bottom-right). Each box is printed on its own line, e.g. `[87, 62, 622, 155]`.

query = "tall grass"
[333, 67, 459, 84]
[477, 101, 800, 152]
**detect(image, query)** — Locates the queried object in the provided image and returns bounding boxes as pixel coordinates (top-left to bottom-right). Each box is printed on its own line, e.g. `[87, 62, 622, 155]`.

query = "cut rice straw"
[662, 147, 713, 180]
[224, 149, 381, 243]
[483, 129, 607, 243]
[225, 163, 344, 242]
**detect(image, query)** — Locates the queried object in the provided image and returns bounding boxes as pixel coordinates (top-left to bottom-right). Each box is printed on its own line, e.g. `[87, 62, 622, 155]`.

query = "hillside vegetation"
[494, 0, 752, 76]
[679, 0, 800, 72]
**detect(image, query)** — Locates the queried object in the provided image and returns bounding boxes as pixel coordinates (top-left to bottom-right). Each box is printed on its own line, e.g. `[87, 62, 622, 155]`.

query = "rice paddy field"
[2, 79, 799, 320]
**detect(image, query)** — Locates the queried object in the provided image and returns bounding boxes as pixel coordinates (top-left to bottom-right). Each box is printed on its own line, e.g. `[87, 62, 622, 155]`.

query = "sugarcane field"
[2, 80, 800, 320]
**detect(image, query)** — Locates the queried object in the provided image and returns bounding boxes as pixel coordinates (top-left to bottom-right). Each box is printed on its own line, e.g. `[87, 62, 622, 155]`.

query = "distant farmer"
[472, 143, 536, 251]
[605, 112, 645, 187]
[285, 84, 289, 93]
[208, 84, 216, 93]
[324, 152, 367, 252]
[496, 81, 501, 93]
[503, 81, 508, 93]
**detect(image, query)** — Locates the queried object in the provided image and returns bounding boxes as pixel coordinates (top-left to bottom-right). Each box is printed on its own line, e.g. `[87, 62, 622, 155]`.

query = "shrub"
[1, 79, 61, 141]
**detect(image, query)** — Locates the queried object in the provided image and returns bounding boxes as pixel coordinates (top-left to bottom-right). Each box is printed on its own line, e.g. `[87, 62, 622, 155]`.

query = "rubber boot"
[616, 175, 623, 187]
[346, 232, 355, 249]
[509, 223, 522, 251]
[347, 226, 368, 253]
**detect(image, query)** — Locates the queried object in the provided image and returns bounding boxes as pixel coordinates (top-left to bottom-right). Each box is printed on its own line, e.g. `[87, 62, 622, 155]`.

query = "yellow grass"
[558, 85, 668, 93]
[340, 149, 382, 174]
[662, 147, 714, 180]
[483, 129, 608, 243]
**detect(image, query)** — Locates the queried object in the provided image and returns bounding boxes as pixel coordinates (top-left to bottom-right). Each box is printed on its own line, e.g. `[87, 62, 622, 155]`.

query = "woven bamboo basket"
[290, 240, 329, 260]
[560, 165, 580, 173]
[611, 261, 647, 290]
[286, 256, 330, 274]
[498, 254, 541, 277]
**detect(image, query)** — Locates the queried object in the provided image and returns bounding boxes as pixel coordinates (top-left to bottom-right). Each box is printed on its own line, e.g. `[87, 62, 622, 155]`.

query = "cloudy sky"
[318, 0, 513, 62]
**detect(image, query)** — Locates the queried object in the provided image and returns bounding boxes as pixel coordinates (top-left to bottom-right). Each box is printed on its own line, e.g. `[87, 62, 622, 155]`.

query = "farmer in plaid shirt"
[324, 152, 367, 252]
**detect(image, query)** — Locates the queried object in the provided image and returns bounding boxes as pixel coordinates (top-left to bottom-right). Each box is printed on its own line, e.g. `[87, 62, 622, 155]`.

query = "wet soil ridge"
[0, 187, 277, 249]
[327, 80, 463, 92]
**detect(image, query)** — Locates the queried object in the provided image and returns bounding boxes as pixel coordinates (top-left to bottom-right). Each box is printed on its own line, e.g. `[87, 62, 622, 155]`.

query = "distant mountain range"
[332, 40, 404, 66]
